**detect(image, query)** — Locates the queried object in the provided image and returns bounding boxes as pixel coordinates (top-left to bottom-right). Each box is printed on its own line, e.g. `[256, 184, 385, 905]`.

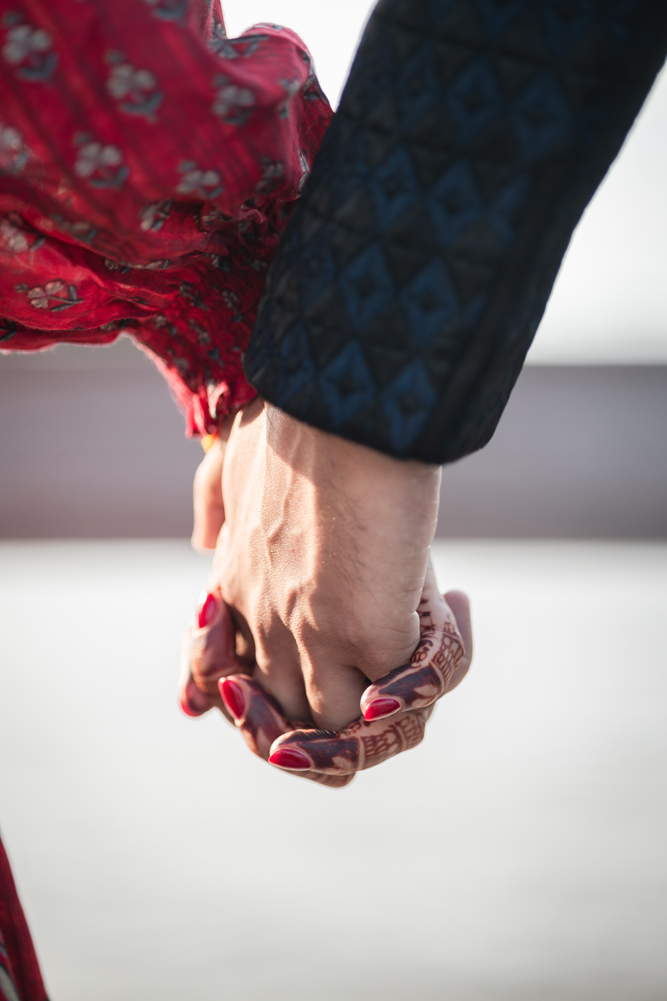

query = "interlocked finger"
[179, 589, 247, 718]
[219, 675, 355, 788]
[360, 570, 471, 722]
[268, 707, 431, 776]
[181, 594, 353, 786]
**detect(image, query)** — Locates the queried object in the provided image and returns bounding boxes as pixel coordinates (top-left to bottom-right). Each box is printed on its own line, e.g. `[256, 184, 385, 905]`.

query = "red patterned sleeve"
[0, 0, 332, 434]
[0, 834, 48, 1001]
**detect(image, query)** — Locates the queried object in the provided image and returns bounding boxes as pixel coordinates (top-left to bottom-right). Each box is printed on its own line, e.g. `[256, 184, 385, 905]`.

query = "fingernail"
[180, 697, 201, 717]
[268, 747, 311, 771]
[197, 591, 218, 630]
[219, 677, 246, 722]
[180, 678, 210, 717]
[363, 697, 401, 721]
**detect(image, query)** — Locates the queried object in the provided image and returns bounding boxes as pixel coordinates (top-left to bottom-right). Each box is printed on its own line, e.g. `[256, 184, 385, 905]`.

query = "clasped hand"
[181, 398, 472, 787]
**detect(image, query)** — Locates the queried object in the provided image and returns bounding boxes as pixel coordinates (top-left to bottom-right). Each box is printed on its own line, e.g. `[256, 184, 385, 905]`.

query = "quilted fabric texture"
[246, 0, 667, 463]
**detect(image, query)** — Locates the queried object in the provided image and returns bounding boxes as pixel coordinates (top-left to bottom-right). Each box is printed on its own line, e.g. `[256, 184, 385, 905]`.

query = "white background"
[1, 540, 665, 999]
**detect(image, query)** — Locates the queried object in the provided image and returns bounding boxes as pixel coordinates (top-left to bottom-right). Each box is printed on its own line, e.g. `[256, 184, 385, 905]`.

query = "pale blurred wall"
[1, 343, 665, 539]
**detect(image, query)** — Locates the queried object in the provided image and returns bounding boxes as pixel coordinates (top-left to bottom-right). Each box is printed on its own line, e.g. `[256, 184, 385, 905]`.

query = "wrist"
[263, 402, 441, 551]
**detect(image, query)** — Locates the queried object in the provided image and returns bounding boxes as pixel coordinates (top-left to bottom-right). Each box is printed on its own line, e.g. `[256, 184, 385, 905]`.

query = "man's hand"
[206, 398, 443, 730]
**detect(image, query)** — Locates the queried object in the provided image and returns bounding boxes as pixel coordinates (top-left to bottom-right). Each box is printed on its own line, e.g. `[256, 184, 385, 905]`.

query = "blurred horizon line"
[1, 357, 665, 541]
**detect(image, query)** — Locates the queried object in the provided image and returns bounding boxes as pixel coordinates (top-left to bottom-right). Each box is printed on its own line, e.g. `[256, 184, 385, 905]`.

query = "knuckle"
[358, 645, 394, 676]
[192, 459, 212, 498]
[356, 631, 417, 678]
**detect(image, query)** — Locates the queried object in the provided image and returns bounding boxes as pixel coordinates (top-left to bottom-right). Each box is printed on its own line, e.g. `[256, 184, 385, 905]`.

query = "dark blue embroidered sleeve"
[245, 0, 667, 463]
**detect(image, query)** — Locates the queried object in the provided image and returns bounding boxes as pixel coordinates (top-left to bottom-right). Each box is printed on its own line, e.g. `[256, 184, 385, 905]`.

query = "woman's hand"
[252, 582, 472, 778]
[179, 590, 358, 788]
[179, 581, 472, 787]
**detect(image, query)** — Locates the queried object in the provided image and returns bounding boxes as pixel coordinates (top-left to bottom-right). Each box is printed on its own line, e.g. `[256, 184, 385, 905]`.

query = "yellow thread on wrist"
[201, 433, 218, 453]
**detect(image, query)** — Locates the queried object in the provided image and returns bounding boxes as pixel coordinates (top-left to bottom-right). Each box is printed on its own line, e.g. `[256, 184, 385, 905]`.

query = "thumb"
[191, 435, 226, 553]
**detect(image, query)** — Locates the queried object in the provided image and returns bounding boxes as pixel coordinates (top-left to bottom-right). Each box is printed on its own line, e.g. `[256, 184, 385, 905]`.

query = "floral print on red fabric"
[0, 122, 30, 174]
[104, 257, 170, 272]
[142, 0, 187, 22]
[278, 76, 301, 118]
[103, 258, 131, 274]
[50, 215, 97, 245]
[74, 137, 128, 188]
[0, 0, 333, 438]
[199, 208, 233, 230]
[175, 162, 222, 198]
[179, 281, 209, 310]
[0, 220, 29, 254]
[301, 52, 326, 104]
[0, 319, 17, 343]
[255, 158, 285, 194]
[165, 345, 191, 378]
[209, 24, 268, 60]
[152, 313, 178, 336]
[220, 288, 242, 322]
[139, 199, 172, 232]
[16, 279, 83, 311]
[297, 150, 309, 192]
[105, 51, 163, 120]
[0, 214, 45, 254]
[188, 318, 211, 345]
[1, 13, 57, 80]
[208, 252, 232, 272]
[212, 76, 255, 124]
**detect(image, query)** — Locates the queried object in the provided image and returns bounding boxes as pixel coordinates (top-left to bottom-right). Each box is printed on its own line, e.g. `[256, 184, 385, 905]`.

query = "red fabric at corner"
[0, 0, 333, 436]
[0, 836, 47, 1001]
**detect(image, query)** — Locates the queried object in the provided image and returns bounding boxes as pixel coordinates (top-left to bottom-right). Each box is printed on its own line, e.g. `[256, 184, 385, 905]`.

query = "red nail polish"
[180, 696, 202, 718]
[197, 592, 218, 629]
[363, 697, 401, 721]
[269, 747, 311, 770]
[180, 678, 210, 717]
[219, 677, 246, 721]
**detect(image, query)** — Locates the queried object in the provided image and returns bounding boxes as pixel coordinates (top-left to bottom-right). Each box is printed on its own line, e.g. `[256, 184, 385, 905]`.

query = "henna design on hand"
[271, 709, 427, 775]
[361, 593, 464, 717]
[183, 597, 357, 787]
[180, 591, 249, 718]
[183, 572, 467, 787]
[226, 676, 356, 788]
[229, 675, 295, 760]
